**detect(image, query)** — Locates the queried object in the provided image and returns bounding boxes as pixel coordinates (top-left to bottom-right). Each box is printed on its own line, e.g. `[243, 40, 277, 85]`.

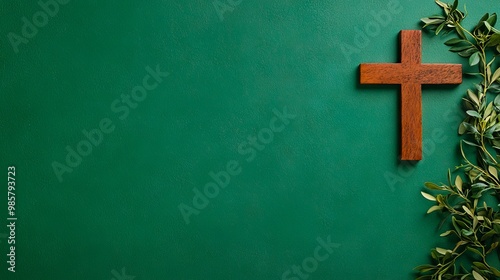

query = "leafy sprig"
[417, 1, 500, 280]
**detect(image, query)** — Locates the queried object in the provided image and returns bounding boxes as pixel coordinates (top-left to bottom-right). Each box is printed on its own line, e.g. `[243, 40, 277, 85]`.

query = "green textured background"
[0, 0, 495, 279]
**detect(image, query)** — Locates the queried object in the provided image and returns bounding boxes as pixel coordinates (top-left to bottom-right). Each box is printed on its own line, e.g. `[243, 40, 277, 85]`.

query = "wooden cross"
[360, 30, 462, 161]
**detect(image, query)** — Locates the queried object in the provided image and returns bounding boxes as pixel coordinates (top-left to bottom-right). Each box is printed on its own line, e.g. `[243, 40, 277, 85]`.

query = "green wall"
[0, 0, 495, 279]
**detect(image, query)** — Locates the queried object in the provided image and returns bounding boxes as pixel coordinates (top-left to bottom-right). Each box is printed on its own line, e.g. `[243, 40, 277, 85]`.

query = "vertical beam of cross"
[360, 30, 462, 160]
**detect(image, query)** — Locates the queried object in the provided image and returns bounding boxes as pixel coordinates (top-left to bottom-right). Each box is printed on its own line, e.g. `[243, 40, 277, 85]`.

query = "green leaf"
[490, 266, 500, 277]
[484, 21, 493, 32]
[472, 270, 485, 280]
[459, 122, 467, 134]
[427, 205, 443, 214]
[463, 122, 479, 134]
[440, 230, 454, 237]
[467, 89, 480, 105]
[487, 242, 499, 254]
[425, 182, 443, 190]
[445, 38, 467, 46]
[469, 52, 481, 66]
[466, 110, 481, 118]
[461, 229, 474, 236]
[421, 17, 441, 24]
[473, 262, 488, 270]
[414, 264, 435, 273]
[475, 13, 489, 31]
[491, 67, 500, 83]
[480, 230, 496, 241]
[487, 13, 498, 26]
[436, 247, 449, 255]
[435, 0, 448, 9]
[435, 22, 446, 35]
[471, 182, 487, 188]
[459, 48, 477, 57]
[467, 247, 484, 257]
[487, 33, 500, 47]
[422, 17, 445, 27]
[488, 165, 498, 179]
[485, 126, 497, 138]
[421, 191, 436, 201]
[484, 102, 493, 117]
[450, 45, 473, 52]
[474, 83, 484, 92]
[494, 94, 500, 107]
[490, 83, 500, 93]
[462, 205, 473, 217]
[455, 175, 463, 192]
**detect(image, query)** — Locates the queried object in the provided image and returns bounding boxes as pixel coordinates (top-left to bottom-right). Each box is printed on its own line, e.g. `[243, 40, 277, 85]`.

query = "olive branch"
[416, 1, 500, 280]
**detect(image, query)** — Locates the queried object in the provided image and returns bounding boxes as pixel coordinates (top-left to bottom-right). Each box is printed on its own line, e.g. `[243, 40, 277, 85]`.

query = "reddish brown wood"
[360, 30, 462, 161]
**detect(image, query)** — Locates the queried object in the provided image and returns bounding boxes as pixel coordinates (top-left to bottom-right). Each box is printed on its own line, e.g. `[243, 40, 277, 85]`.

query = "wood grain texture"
[360, 30, 462, 161]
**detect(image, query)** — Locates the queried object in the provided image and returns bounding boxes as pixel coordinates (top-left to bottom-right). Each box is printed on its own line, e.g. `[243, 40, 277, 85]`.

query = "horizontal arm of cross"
[360, 64, 462, 85]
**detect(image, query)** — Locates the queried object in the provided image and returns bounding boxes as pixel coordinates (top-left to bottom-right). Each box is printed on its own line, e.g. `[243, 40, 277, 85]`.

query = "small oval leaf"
[462, 205, 474, 217]
[435, 247, 448, 255]
[421, 191, 436, 201]
[466, 110, 482, 118]
[455, 175, 463, 192]
[473, 270, 485, 280]
[427, 205, 443, 214]
[470, 52, 481, 66]
[488, 166, 498, 179]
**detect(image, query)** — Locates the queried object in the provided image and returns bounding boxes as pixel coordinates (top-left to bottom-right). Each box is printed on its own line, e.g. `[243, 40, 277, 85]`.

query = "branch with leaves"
[417, 1, 500, 280]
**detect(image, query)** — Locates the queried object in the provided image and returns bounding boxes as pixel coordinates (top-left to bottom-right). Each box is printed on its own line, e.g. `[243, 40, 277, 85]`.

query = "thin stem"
[456, 22, 476, 42]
